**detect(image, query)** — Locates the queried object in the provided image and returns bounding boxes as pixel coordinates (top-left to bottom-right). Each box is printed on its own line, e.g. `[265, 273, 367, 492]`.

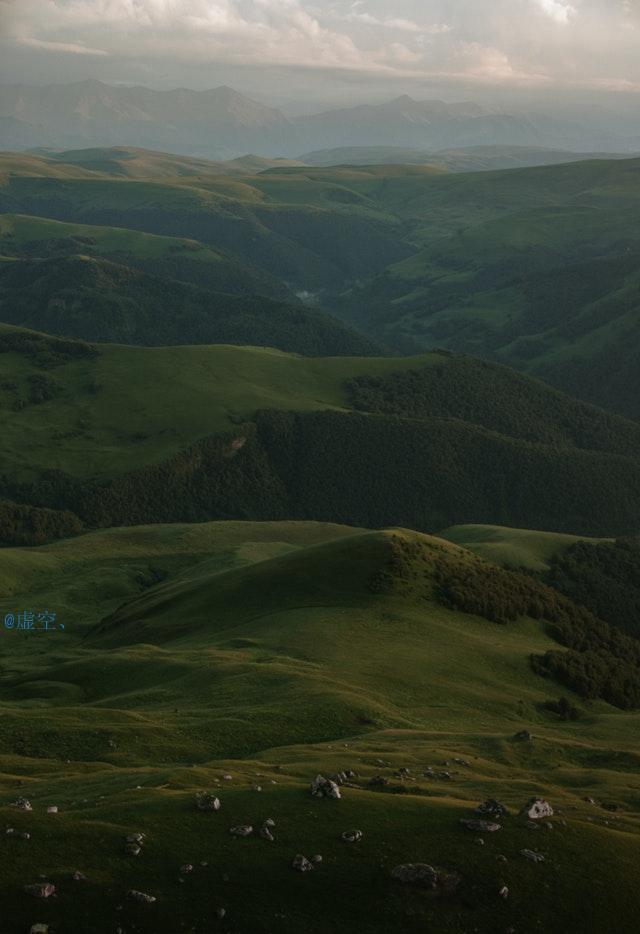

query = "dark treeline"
[346, 357, 640, 456]
[422, 542, 640, 710]
[546, 538, 640, 639]
[0, 255, 382, 357]
[5, 407, 640, 548]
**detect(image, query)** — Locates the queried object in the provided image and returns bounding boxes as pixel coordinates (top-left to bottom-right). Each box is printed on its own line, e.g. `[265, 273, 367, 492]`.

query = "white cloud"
[0, 0, 638, 94]
[533, 0, 576, 23]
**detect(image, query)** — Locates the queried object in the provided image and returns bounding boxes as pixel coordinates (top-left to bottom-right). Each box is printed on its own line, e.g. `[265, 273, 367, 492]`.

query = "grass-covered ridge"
[2, 328, 640, 541]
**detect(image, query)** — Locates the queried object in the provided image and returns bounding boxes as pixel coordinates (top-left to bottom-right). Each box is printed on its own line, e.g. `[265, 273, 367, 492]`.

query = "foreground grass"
[0, 522, 639, 931]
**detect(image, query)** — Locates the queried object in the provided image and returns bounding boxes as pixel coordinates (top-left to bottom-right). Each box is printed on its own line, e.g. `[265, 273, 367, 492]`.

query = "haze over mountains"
[2, 80, 640, 160]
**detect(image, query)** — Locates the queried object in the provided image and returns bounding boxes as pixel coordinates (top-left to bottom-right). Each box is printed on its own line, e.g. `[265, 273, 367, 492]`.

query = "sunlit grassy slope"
[1, 522, 639, 933]
[440, 524, 610, 572]
[0, 332, 441, 480]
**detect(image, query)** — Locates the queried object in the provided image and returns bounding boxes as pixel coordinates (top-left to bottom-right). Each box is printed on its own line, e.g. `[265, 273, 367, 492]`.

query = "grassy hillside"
[1, 523, 639, 933]
[2, 327, 640, 542]
[332, 159, 640, 418]
[0, 167, 412, 291]
[0, 212, 290, 298]
[439, 524, 608, 572]
[0, 253, 382, 355]
[4, 153, 640, 417]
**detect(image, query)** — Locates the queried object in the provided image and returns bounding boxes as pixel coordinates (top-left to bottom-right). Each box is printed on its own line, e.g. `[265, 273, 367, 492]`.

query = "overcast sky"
[1, 1, 639, 111]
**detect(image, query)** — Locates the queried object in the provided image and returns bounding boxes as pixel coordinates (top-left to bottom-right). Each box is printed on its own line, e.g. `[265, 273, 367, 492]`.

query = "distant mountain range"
[1, 80, 639, 159]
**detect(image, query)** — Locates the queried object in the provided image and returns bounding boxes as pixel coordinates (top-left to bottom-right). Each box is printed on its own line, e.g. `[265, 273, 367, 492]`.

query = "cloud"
[533, 0, 576, 24]
[0, 0, 638, 94]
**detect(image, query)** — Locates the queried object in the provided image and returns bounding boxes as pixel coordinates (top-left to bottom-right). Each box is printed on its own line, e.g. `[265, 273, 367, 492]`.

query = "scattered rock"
[521, 798, 553, 820]
[216, 908, 226, 919]
[126, 833, 145, 845]
[24, 883, 56, 899]
[230, 825, 253, 837]
[46, 806, 58, 814]
[391, 864, 461, 897]
[195, 792, 221, 812]
[310, 774, 341, 799]
[128, 889, 157, 904]
[520, 849, 545, 863]
[499, 884, 509, 899]
[260, 819, 275, 842]
[180, 864, 194, 874]
[368, 776, 389, 787]
[72, 871, 87, 881]
[476, 799, 508, 819]
[292, 854, 314, 873]
[124, 844, 141, 857]
[514, 730, 531, 742]
[11, 797, 32, 811]
[460, 819, 501, 833]
[311, 855, 323, 865]
[29, 926, 49, 934]
[341, 830, 363, 843]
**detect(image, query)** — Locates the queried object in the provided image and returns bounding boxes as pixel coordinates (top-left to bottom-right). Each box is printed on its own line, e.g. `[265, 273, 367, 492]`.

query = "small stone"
[476, 799, 508, 819]
[310, 774, 341, 799]
[29, 926, 49, 934]
[46, 806, 58, 814]
[124, 844, 141, 856]
[6, 828, 15, 834]
[499, 884, 509, 899]
[223, 775, 233, 781]
[521, 798, 553, 820]
[72, 871, 87, 881]
[24, 883, 56, 899]
[520, 849, 545, 863]
[260, 821, 275, 842]
[126, 833, 145, 845]
[180, 864, 194, 874]
[216, 908, 226, 919]
[391, 864, 462, 896]
[292, 854, 314, 872]
[230, 825, 253, 837]
[127, 889, 157, 904]
[195, 792, 221, 812]
[368, 776, 389, 787]
[310, 855, 323, 864]
[11, 797, 32, 811]
[341, 830, 363, 843]
[514, 730, 531, 742]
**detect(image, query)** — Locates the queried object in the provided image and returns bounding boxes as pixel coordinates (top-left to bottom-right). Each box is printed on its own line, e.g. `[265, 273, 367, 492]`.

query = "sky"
[0, 1, 639, 111]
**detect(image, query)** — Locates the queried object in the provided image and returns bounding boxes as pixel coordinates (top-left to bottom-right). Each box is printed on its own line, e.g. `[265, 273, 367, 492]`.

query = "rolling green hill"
[0, 253, 382, 355]
[439, 524, 608, 572]
[0, 212, 289, 298]
[1, 521, 639, 933]
[3, 153, 640, 417]
[2, 326, 640, 543]
[0, 166, 412, 291]
[333, 158, 640, 418]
